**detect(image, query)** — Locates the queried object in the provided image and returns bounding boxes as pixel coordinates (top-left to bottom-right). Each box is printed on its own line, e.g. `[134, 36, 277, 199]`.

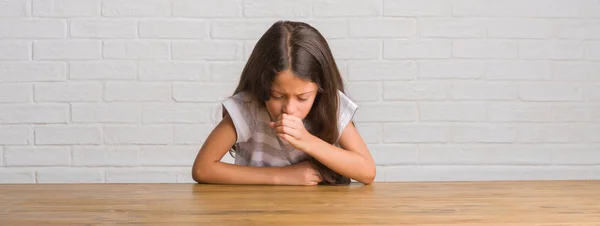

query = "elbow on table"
[359, 166, 376, 185]
[191, 169, 203, 184]
[191, 165, 211, 184]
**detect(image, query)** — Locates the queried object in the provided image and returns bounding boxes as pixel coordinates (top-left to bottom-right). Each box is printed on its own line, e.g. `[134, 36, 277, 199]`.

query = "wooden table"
[1, 180, 599, 225]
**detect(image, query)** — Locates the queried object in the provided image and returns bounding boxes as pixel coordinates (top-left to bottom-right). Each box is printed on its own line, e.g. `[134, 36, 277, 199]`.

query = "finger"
[271, 118, 290, 128]
[277, 113, 286, 121]
[276, 127, 299, 139]
[274, 125, 289, 134]
[277, 132, 296, 141]
[279, 133, 300, 144]
[310, 176, 322, 185]
[314, 174, 323, 182]
[276, 132, 286, 140]
[282, 113, 302, 124]
[277, 118, 296, 128]
[275, 124, 295, 135]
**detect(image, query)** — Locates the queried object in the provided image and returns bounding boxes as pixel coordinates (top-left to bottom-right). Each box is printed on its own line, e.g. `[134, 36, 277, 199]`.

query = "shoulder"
[222, 92, 260, 143]
[338, 90, 358, 115]
[336, 90, 358, 141]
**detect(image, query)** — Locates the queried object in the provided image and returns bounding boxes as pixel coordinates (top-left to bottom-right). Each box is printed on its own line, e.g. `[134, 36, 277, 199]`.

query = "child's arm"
[271, 114, 376, 184]
[304, 122, 376, 184]
[192, 115, 323, 185]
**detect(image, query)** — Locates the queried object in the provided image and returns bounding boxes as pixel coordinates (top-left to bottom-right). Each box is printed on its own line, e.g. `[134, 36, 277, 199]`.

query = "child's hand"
[269, 113, 316, 152]
[277, 161, 322, 185]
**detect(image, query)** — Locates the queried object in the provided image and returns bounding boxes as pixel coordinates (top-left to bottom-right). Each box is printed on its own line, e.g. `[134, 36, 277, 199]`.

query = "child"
[192, 21, 375, 186]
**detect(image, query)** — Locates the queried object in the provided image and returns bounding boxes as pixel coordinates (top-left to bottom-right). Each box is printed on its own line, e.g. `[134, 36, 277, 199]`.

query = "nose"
[282, 98, 296, 115]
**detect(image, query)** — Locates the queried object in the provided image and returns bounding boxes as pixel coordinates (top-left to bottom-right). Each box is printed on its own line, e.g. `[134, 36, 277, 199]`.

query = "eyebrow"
[272, 90, 316, 95]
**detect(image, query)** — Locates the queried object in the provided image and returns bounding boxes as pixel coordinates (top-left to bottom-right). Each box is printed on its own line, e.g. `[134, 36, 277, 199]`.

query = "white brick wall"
[1, 0, 599, 184]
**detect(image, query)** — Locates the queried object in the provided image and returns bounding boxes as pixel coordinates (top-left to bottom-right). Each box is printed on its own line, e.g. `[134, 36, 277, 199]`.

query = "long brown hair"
[224, 21, 351, 185]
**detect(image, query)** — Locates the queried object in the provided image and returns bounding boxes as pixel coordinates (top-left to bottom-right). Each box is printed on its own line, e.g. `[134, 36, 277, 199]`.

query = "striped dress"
[221, 90, 358, 167]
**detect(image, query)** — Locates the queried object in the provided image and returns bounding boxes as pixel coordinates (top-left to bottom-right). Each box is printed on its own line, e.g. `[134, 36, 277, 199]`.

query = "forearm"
[193, 162, 284, 185]
[304, 138, 376, 184]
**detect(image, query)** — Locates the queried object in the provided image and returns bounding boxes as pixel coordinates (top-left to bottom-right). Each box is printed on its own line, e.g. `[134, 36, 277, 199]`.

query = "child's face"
[265, 69, 319, 121]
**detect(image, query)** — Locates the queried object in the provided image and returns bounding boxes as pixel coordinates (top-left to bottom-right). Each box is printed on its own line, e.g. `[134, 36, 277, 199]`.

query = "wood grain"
[1, 180, 599, 225]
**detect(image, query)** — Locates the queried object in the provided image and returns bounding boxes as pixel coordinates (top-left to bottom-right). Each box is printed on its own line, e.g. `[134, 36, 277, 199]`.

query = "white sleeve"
[222, 94, 256, 143]
[337, 90, 358, 141]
